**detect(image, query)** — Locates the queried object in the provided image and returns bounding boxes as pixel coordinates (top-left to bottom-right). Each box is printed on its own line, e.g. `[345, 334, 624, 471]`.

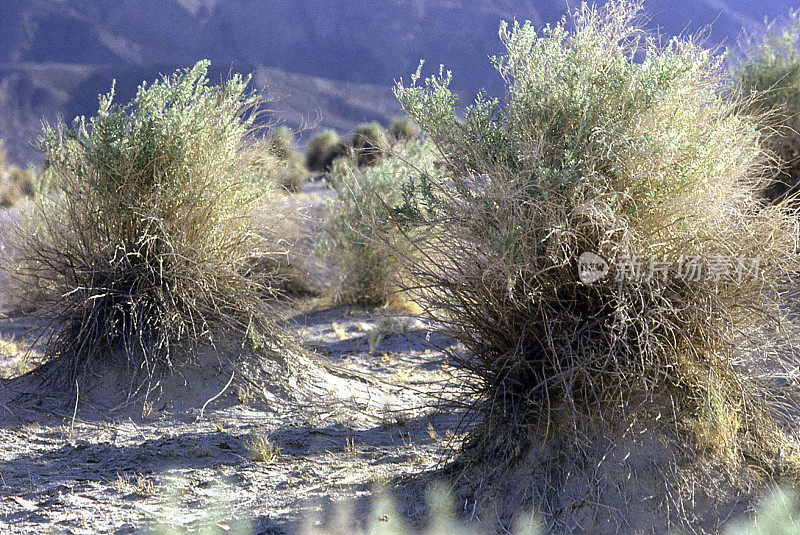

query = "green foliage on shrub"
[389, 117, 421, 144]
[322, 141, 437, 307]
[351, 121, 389, 167]
[732, 10, 800, 204]
[395, 0, 800, 472]
[325, 154, 357, 190]
[15, 60, 286, 386]
[306, 129, 348, 173]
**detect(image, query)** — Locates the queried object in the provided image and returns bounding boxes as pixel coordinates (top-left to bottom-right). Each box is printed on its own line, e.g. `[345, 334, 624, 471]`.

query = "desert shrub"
[277, 154, 309, 192]
[0, 142, 39, 207]
[255, 126, 308, 191]
[389, 117, 421, 144]
[266, 126, 295, 160]
[9, 167, 36, 197]
[395, 0, 800, 475]
[351, 122, 389, 167]
[248, 142, 308, 193]
[325, 154, 357, 190]
[732, 10, 800, 204]
[244, 433, 280, 462]
[0, 182, 22, 208]
[306, 129, 348, 173]
[13, 60, 287, 388]
[0, 167, 38, 207]
[322, 140, 437, 307]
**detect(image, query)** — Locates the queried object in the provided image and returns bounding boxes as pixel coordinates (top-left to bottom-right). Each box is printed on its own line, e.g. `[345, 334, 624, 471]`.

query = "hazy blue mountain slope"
[0, 0, 794, 164]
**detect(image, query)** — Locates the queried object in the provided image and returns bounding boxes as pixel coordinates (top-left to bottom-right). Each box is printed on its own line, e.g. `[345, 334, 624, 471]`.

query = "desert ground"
[5, 5, 800, 532]
[0, 183, 476, 535]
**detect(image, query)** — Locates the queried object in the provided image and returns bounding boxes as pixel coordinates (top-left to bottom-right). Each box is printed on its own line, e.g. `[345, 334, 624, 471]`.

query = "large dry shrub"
[14, 61, 289, 388]
[395, 0, 800, 475]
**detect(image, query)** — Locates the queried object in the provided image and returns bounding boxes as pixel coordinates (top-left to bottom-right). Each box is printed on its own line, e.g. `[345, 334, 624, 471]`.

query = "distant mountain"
[0, 0, 795, 164]
[2, 1, 793, 86]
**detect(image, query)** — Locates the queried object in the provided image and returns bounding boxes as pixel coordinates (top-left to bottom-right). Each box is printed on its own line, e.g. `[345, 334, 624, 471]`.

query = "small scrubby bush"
[266, 126, 295, 160]
[276, 154, 308, 192]
[389, 117, 421, 144]
[9, 167, 36, 197]
[325, 154, 357, 190]
[0, 142, 39, 207]
[255, 126, 308, 191]
[0, 182, 22, 208]
[322, 141, 437, 307]
[351, 122, 389, 167]
[306, 129, 348, 173]
[0, 168, 38, 207]
[396, 0, 800, 476]
[244, 433, 280, 462]
[732, 10, 800, 204]
[249, 140, 308, 193]
[14, 60, 286, 387]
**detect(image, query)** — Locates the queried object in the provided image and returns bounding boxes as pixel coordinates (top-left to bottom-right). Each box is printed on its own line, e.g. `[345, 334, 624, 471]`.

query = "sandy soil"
[0, 179, 474, 535]
[0, 302, 464, 534]
[0, 186, 789, 535]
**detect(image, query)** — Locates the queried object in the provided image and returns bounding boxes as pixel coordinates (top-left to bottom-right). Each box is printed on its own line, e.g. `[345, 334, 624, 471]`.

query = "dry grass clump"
[396, 0, 800, 480]
[0, 335, 42, 379]
[275, 155, 308, 193]
[389, 117, 421, 144]
[306, 129, 348, 173]
[244, 433, 280, 462]
[116, 472, 157, 497]
[12, 60, 290, 390]
[351, 122, 389, 167]
[732, 10, 800, 204]
[324, 154, 357, 190]
[8, 168, 36, 197]
[0, 181, 22, 208]
[321, 140, 437, 307]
